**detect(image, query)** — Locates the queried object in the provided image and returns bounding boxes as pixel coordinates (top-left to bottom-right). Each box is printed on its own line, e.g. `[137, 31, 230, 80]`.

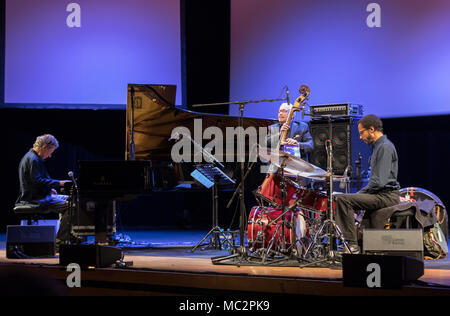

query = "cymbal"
[258, 146, 327, 177]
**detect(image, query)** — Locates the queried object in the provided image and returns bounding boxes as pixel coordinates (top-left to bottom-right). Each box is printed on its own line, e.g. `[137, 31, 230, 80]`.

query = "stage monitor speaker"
[343, 254, 424, 289]
[59, 244, 123, 268]
[6, 225, 56, 258]
[363, 229, 424, 260]
[309, 118, 371, 176]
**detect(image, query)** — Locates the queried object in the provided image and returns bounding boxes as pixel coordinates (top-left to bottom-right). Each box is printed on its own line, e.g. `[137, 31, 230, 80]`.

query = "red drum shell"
[256, 174, 298, 207]
[247, 206, 308, 251]
[295, 188, 336, 214]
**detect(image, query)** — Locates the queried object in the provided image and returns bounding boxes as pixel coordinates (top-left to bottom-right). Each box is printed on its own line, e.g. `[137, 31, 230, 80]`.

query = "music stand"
[191, 164, 236, 251]
[192, 95, 288, 264]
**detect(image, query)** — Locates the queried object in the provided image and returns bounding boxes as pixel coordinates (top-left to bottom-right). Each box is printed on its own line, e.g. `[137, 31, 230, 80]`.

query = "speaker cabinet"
[363, 229, 424, 260]
[59, 244, 123, 268]
[6, 225, 56, 258]
[343, 254, 424, 289]
[309, 118, 371, 176]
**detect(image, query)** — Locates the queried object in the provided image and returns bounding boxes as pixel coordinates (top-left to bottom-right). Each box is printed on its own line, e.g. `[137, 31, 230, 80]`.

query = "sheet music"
[191, 164, 235, 189]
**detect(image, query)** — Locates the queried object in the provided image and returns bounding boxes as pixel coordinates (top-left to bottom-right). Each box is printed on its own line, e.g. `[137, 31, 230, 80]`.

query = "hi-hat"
[258, 146, 327, 178]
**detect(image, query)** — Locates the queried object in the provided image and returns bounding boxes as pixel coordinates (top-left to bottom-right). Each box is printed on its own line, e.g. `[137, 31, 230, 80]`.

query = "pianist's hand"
[59, 180, 72, 187]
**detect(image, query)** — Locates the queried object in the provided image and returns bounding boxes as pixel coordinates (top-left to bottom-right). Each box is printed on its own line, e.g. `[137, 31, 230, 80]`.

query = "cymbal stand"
[259, 159, 293, 264]
[299, 116, 351, 267]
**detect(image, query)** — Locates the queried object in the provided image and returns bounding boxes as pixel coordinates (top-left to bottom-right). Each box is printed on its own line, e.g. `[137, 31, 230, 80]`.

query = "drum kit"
[211, 84, 353, 267]
[246, 146, 351, 266]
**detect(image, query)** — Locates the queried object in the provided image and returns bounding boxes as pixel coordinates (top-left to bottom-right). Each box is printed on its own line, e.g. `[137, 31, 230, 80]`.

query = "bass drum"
[399, 187, 448, 242]
[247, 206, 308, 256]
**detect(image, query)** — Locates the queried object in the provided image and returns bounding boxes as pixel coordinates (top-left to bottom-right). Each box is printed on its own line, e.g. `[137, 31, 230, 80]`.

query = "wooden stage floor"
[1, 245, 450, 296]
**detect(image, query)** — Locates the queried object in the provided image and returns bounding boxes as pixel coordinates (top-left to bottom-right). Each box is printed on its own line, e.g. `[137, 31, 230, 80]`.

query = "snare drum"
[247, 206, 308, 253]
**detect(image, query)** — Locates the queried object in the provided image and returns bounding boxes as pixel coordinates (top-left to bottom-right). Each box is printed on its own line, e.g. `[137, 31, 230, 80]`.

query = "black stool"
[389, 207, 416, 229]
[13, 203, 47, 225]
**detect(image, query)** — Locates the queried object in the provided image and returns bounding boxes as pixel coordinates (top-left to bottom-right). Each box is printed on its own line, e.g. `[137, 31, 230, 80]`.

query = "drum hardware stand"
[299, 116, 351, 268]
[258, 156, 302, 264]
[355, 153, 363, 192]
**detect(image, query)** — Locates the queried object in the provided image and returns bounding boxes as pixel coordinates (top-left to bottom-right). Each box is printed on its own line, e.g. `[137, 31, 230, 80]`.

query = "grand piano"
[124, 84, 276, 188]
[74, 84, 276, 242]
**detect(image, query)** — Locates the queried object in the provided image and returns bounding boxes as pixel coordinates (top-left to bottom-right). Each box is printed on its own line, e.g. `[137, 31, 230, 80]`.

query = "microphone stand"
[213, 102, 251, 264]
[194, 96, 289, 266]
[68, 172, 80, 244]
[299, 115, 351, 268]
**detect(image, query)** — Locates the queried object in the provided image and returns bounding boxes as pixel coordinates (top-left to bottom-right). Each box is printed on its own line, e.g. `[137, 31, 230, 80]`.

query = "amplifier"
[6, 225, 56, 258]
[310, 103, 363, 117]
[363, 229, 424, 260]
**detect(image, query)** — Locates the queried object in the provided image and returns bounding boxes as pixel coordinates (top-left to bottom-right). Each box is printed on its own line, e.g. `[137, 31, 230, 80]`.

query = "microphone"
[286, 86, 290, 105]
[68, 171, 78, 191]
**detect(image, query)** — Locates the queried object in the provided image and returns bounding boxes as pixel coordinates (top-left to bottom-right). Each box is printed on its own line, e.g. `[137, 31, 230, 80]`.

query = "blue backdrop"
[4, 0, 181, 108]
[229, 0, 450, 119]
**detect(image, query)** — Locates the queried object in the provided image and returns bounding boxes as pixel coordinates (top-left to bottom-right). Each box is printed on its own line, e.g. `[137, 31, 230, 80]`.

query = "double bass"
[257, 85, 310, 205]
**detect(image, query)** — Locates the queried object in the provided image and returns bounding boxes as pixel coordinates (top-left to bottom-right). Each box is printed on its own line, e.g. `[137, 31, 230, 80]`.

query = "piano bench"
[14, 203, 47, 226]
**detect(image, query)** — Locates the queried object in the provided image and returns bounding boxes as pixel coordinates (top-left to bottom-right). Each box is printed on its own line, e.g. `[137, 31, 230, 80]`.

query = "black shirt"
[359, 135, 400, 194]
[16, 149, 60, 203]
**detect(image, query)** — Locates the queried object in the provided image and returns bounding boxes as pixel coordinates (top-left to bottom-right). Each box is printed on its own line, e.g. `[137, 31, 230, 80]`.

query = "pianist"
[16, 134, 72, 244]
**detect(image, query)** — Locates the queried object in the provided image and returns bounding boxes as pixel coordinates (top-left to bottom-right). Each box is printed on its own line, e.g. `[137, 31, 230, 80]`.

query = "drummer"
[266, 102, 314, 173]
[334, 114, 400, 255]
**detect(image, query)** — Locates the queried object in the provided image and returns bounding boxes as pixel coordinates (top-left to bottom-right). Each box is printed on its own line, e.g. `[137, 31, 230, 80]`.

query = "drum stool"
[383, 201, 418, 229]
[389, 208, 416, 229]
[368, 201, 419, 230]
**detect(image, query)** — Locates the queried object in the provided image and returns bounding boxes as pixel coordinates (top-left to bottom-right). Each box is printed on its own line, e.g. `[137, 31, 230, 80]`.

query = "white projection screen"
[4, 0, 182, 108]
[230, 0, 450, 119]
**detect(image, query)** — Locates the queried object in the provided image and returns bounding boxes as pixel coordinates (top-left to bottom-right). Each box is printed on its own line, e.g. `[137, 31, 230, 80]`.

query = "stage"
[1, 229, 449, 297]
